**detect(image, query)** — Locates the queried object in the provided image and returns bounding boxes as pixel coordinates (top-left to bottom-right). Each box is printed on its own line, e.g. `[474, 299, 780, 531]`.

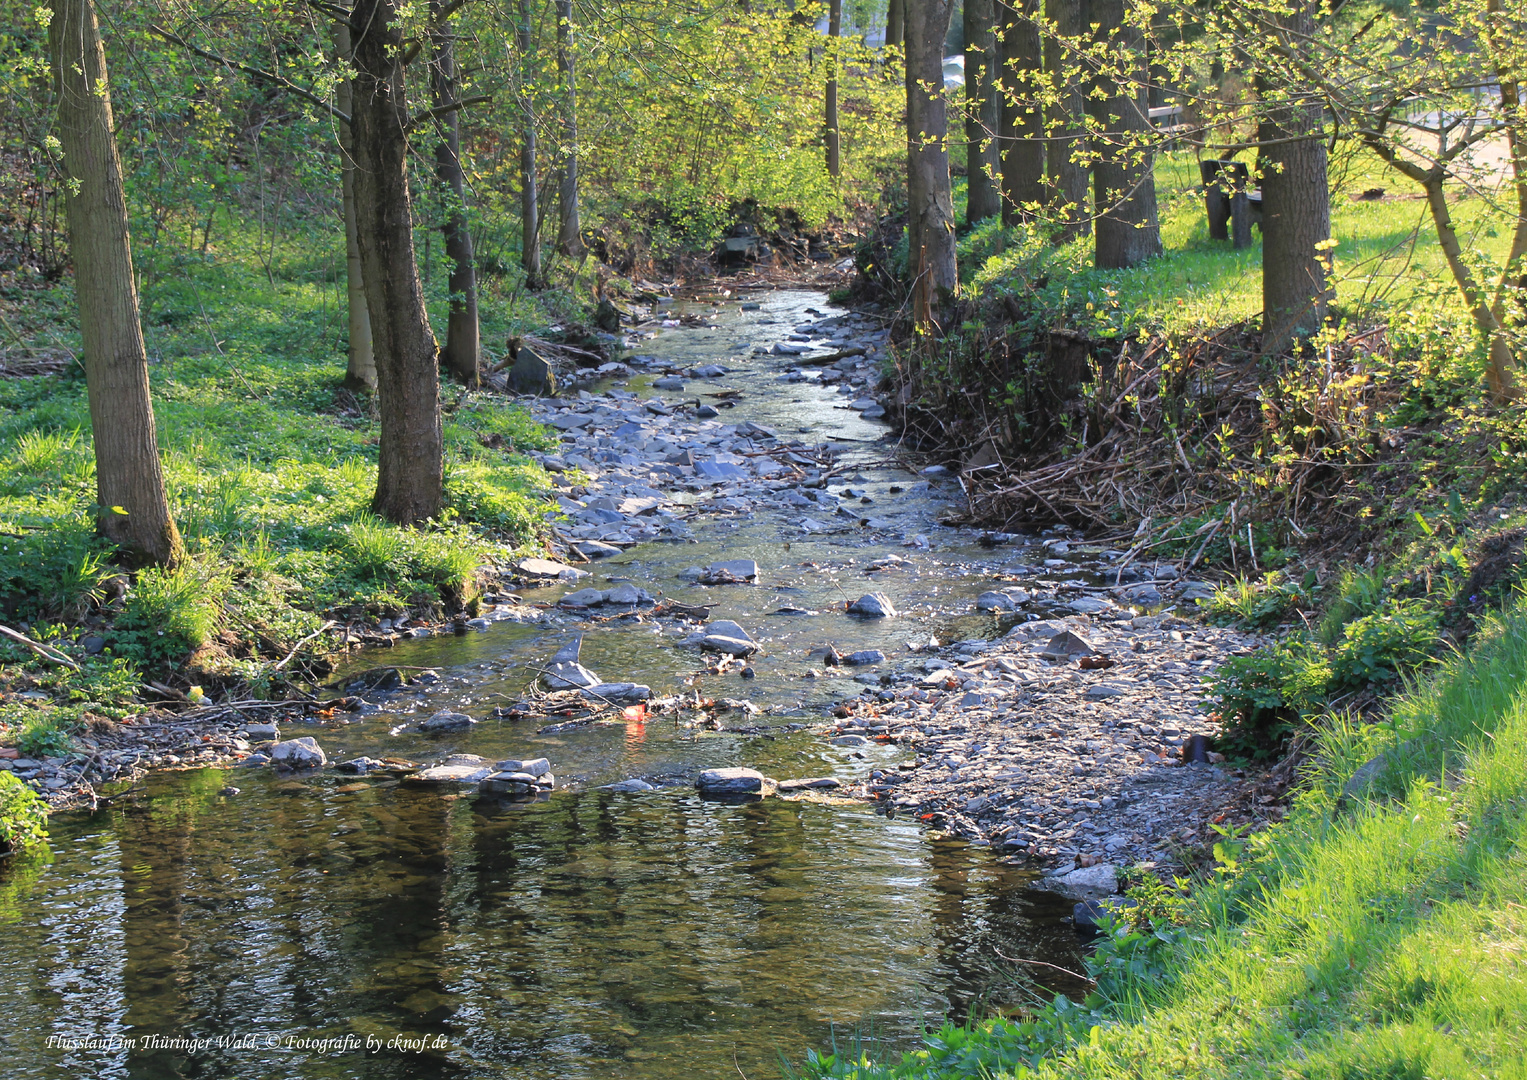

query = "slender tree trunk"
[430, 0, 480, 386]
[1256, 0, 1329, 353]
[350, 0, 444, 525]
[50, 0, 184, 568]
[886, 0, 905, 49]
[964, 0, 1000, 223]
[1484, 0, 1524, 399]
[556, 0, 583, 257]
[906, 0, 959, 327]
[826, 0, 842, 178]
[1043, 0, 1089, 241]
[1088, 0, 1160, 268]
[518, 0, 543, 288]
[1423, 176, 1518, 401]
[335, 23, 375, 392]
[998, 0, 1045, 224]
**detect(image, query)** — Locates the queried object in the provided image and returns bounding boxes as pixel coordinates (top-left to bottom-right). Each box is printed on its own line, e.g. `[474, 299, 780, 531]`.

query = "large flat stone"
[408, 764, 492, 783]
[696, 767, 775, 795]
[270, 737, 326, 768]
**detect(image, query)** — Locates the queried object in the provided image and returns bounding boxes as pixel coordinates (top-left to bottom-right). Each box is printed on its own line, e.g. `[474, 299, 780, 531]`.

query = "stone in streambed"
[776, 777, 840, 791]
[270, 737, 326, 769]
[846, 593, 896, 618]
[602, 778, 656, 792]
[579, 682, 651, 703]
[1039, 630, 1094, 661]
[1042, 862, 1120, 900]
[700, 619, 758, 656]
[509, 346, 556, 396]
[421, 710, 477, 732]
[409, 763, 492, 783]
[696, 768, 775, 796]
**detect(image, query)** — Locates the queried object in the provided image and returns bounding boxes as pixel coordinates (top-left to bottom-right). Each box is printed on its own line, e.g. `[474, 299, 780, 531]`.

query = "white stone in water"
[580, 682, 651, 702]
[245, 723, 280, 740]
[495, 757, 551, 776]
[829, 734, 871, 747]
[700, 619, 757, 656]
[544, 662, 601, 690]
[602, 778, 656, 792]
[270, 737, 325, 768]
[409, 764, 492, 783]
[421, 710, 477, 732]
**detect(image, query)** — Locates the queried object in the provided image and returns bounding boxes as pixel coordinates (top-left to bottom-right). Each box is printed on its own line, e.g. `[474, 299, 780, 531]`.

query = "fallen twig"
[0, 624, 81, 671]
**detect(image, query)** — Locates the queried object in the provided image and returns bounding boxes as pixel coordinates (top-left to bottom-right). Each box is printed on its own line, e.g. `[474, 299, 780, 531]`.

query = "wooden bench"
[1200, 159, 1262, 249]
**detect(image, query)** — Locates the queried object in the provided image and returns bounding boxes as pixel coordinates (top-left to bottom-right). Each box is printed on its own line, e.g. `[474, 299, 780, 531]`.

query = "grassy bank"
[794, 597, 1527, 1080]
[0, 218, 563, 756]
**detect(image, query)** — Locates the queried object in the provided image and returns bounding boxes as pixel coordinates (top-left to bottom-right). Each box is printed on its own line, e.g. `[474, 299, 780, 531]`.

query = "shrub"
[0, 772, 49, 855]
[1205, 571, 1316, 629]
[1330, 600, 1441, 693]
[1209, 636, 1332, 759]
[112, 563, 224, 665]
[1317, 565, 1389, 645]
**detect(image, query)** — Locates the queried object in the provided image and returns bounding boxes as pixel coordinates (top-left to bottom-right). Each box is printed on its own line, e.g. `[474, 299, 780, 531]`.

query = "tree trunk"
[349, 0, 444, 525]
[886, 0, 905, 49]
[518, 0, 543, 288]
[998, 0, 1045, 225]
[964, 0, 1000, 223]
[335, 22, 375, 392]
[50, 0, 184, 568]
[1483, 0, 1523, 399]
[430, 0, 480, 386]
[826, 0, 842, 178]
[1043, 0, 1089, 242]
[906, 0, 959, 327]
[1088, 0, 1160, 269]
[1256, 1, 1330, 353]
[556, 0, 583, 257]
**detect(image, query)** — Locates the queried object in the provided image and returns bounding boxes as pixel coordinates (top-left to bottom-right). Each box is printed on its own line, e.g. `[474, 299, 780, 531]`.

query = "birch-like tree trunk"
[430, 0, 481, 385]
[556, 0, 583, 257]
[518, 0, 543, 288]
[335, 22, 375, 391]
[906, 0, 959, 327]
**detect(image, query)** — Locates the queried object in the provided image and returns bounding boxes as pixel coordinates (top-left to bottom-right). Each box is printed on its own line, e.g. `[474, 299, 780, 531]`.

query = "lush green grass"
[957, 144, 1515, 344]
[0, 215, 562, 735]
[793, 601, 1527, 1080]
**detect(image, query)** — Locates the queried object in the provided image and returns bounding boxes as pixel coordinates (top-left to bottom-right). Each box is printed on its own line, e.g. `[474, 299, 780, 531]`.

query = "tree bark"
[964, 0, 1001, 223]
[886, 0, 905, 49]
[826, 0, 842, 178]
[430, 0, 480, 386]
[518, 0, 543, 288]
[1256, 1, 1330, 353]
[556, 0, 583, 257]
[1088, 0, 1160, 269]
[1043, 0, 1089, 242]
[349, 0, 444, 525]
[906, 0, 959, 327]
[335, 22, 375, 392]
[50, 0, 184, 568]
[998, 0, 1045, 225]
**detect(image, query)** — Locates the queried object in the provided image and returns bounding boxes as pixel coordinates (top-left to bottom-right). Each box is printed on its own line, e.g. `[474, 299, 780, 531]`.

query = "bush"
[1208, 636, 1332, 758]
[0, 772, 49, 855]
[1330, 600, 1440, 693]
[112, 563, 225, 665]
[1204, 571, 1316, 629]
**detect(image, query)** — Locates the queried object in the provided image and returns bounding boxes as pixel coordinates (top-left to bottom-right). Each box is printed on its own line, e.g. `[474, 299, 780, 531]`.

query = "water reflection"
[2, 773, 1079, 1079]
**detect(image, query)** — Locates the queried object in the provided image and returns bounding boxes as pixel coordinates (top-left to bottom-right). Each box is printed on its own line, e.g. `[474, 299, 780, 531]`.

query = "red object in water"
[623, 705, 648, 722]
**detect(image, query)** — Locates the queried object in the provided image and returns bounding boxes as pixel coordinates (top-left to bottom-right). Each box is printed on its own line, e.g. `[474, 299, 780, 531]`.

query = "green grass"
[0, 213, 562, 733]
[793, 601, 1527, 1080]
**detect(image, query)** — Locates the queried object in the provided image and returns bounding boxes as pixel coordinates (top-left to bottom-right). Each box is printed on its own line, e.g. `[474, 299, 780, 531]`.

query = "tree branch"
[149, 25, 350, 126]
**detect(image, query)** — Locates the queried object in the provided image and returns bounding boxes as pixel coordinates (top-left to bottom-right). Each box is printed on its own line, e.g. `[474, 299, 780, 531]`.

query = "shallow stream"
[1, 290, 1098, 1080]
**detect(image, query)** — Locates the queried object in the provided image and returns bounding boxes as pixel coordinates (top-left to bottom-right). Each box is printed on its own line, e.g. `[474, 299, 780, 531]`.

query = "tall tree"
[1088, 0, 1160, 268]
[906, 0, 959, 326]
[826, 0, 843, 178]
[350, 0, 444, 524]
[1256, 0, 1331, 353]
[997, 0, 1045, 224]
[555, 0, 583, 257]
[335, 21, 376, 391]
[886, 0, 905, 49]
[517, 0, 543, 288]
[50, 0, 184, 568]
[1042, 0, 1089, 242]
[430, 0, 481, 385]
[964, 0, 1001, 223]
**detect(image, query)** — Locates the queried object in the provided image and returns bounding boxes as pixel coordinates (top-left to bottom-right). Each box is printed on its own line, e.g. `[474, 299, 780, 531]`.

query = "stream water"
[0, 290, 1092, 1080]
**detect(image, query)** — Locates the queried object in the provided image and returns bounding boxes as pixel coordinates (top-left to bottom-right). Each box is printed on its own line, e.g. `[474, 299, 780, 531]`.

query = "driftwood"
[0, 624, 80, 671]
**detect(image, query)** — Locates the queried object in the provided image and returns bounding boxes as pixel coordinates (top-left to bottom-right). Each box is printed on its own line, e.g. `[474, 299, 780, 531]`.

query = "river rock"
[509, 346, 556, 396]
[1073, 896, 1138, 930]
[574, 540, 623, 559]
[1039, 630, 1095, 661]
[704, 559, 758, 582]
[1043, 862, 1120, 900]
[513, 557, 584, 581]
[270, 737, 326, 769]
[480, 771, 543, 794]
[602, 778, 656, 792]
[244, 722, 280, 740]
[580, 682, 651, 702]
[409, 763, 492, 783]
[560, 587, 608, 608]
[1122, 582, 1163, 604]
[652, 375, 686, 391]
[1067, 596, 1112, 615]
[604, 583, 653, 605]
[1085, 684, 1128, 699]
[495, 757, 551, 776]
[976, 591, 1020, 612]
[777, 777, 841, 791]
[421, 710, 477, 732]
[696, 767, 775, 795]
[844, 650, 885, 665]
[335, 757, 389, 773]
[545, 661, 601, 690]
[847, 593, 896, 618]
[701, 619, 758, 656]
[829, 734, 871, 747]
